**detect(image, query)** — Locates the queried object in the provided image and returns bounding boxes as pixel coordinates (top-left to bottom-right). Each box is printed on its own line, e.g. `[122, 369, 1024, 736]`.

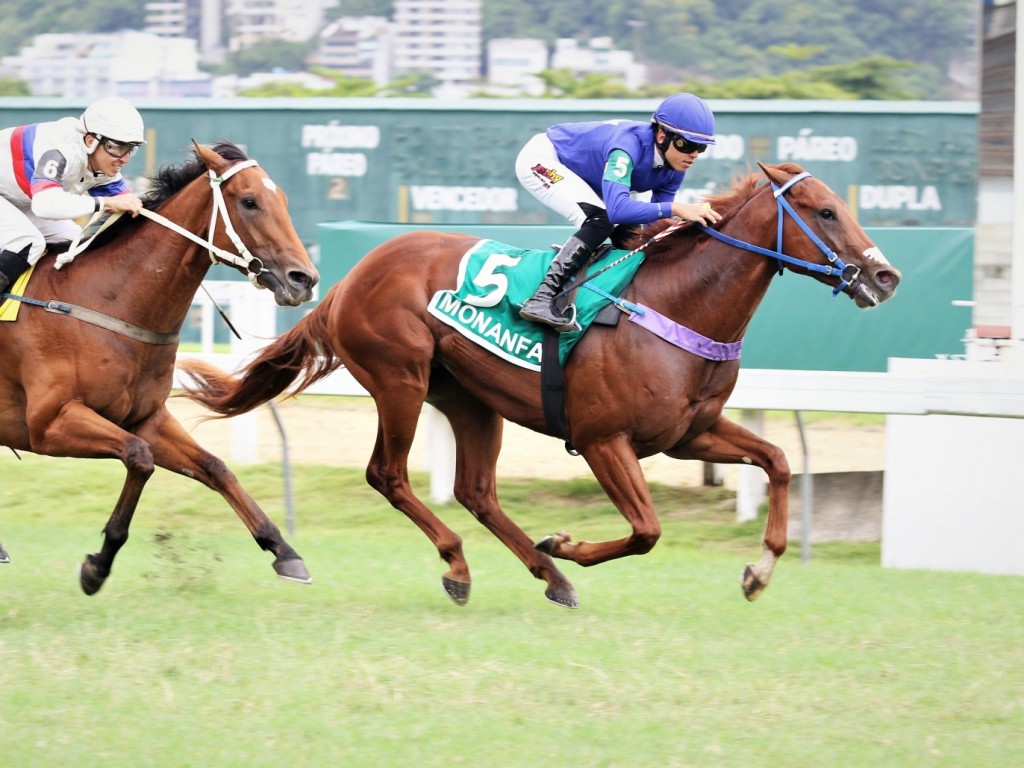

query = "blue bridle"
[696, 171, 861, 298]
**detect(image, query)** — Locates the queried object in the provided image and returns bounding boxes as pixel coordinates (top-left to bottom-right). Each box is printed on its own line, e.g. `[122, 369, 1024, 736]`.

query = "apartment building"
[392, 0, 482, 94]
[0, 31, 210, 98]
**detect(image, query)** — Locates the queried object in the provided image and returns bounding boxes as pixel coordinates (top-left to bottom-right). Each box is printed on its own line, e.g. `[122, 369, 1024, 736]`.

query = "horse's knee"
[632, 523, 661, 554]
[763, 444, 791, 484]
[124, 438, 155, 477]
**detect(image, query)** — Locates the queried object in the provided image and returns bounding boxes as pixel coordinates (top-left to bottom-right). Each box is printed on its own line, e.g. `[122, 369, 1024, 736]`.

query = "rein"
[572, 171, 859, 362]
[60, 159, 266, 286]
[695, 171, 861, 298]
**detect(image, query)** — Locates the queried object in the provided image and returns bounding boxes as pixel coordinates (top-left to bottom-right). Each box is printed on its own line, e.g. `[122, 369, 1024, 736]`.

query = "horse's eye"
[821, 208, 835, 220]
[241, 197, 258, 210]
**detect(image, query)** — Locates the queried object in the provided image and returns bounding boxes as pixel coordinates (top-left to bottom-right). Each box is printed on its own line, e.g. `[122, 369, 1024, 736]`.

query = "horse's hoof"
[78, 558, 106, 596]
[741, 565, 765, 602]
[274, 558, 312, 584]
[545, 584, 579, 609]
[0, 548, 9, 564]
[441, 576, 470, 606]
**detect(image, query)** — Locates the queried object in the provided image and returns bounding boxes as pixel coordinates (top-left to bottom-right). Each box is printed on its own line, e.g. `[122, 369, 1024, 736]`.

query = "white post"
[1008, 8, 1024, 357]
[735, 408, 766, 522]
[425, 405, 456, 504]
[228, 284, 278, 463]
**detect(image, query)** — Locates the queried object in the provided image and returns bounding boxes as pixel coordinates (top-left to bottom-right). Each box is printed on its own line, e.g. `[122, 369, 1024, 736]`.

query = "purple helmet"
[651, 93, 716, 145]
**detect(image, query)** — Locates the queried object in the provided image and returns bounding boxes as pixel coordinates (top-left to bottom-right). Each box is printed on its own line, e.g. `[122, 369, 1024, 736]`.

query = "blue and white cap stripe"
[651, 93, 717, 145]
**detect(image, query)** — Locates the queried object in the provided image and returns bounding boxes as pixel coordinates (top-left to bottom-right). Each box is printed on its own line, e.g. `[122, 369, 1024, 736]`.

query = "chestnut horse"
[0, 141, 319, 593]
[180, 162, 900, 608]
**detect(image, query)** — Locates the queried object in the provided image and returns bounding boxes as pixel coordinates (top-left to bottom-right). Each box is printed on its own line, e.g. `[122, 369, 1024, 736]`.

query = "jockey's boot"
[0, 244, 31, 294]
[519, 235, 592, 333]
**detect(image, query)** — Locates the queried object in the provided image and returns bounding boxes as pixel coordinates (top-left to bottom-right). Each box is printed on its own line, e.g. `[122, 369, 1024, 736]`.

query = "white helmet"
[80, 96, 146, 144]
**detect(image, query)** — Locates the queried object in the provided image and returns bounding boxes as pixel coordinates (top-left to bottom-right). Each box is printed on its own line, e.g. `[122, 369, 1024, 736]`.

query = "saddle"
[427, 240, 642, 448]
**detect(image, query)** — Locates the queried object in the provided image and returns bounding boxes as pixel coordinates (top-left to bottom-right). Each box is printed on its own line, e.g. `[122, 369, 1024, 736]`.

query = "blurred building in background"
[0, 31, 211, 98]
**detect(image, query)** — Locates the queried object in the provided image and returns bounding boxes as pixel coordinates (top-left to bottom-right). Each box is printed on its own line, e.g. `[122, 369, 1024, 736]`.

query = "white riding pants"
[515, 133, 605, 228]
[0, 195, 81, 264]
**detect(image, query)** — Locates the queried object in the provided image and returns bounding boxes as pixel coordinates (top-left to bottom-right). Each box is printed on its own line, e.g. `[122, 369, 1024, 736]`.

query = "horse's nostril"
[289, 271, 312, 289]
[877, 269, 899, 287]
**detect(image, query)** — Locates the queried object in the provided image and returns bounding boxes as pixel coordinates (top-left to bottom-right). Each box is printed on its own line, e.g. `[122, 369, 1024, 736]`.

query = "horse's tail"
[177, 297, 342, 417]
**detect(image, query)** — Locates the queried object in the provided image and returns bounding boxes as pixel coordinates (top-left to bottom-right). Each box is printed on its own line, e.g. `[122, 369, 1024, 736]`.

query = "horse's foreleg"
[0, 540, 9, 563]
[136, 407, 310, 584]
[27, 401, 155, 594]
[537, 435, 662, 567]
[435, 395, 578, 608]
[666, 415, 791, 601]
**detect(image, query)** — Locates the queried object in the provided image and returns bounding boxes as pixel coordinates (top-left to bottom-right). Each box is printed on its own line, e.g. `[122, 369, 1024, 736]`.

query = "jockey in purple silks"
[514, 92, 722, 332]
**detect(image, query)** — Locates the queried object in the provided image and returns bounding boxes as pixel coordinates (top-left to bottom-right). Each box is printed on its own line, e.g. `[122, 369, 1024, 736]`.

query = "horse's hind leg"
[137, 407, 310, 584]
[432, 391, 578, 608]
[0, 540, 9, 563]
[665, 414, 791, 601]
[360, 382, 478, 605]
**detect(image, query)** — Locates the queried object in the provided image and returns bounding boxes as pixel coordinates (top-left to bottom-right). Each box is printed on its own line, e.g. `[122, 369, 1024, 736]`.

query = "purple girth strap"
[628, 304, 743, 361]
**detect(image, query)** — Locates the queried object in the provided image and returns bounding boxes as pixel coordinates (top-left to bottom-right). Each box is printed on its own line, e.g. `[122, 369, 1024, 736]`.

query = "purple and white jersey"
[546, 119, 685, 224]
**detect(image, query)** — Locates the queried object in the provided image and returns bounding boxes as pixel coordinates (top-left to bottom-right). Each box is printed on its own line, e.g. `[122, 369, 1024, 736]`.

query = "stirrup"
[553, 303, 581, 333]
[527, 302, 579, 333]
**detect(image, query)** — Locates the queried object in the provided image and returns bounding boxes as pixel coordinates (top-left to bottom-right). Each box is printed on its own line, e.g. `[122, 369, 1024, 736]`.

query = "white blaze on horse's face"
[262, 177, 278, 193]
[863, 246, 890, 265]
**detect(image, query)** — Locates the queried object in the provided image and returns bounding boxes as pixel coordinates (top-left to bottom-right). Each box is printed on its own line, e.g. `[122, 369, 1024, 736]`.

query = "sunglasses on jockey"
[668, 133, 709, 155]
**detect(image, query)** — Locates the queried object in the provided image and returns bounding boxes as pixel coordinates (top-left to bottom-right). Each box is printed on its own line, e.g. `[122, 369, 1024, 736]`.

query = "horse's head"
[194, 141, 319, 307]
[757, 162, 900, 308]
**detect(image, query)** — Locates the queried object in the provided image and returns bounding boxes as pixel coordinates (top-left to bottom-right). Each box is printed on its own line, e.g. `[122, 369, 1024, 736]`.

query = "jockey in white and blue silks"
[514, 92, 723, 332]
[0, 96, 146, 293]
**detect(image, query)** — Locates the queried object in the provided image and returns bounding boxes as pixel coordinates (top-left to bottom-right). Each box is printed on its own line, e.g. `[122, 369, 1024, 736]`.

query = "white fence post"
[425, 406, 456, 504]
[192, 282, 279, 463]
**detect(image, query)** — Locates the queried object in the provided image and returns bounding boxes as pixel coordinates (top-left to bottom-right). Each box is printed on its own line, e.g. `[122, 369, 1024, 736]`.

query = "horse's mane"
[620, 163, 804, 261]
[142, 140, 249, 207]
[74, 141, 250, 252]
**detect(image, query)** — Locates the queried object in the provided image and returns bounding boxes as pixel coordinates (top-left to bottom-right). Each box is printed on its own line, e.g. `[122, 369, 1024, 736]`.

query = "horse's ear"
[757, 161, 789, 187]
[192, 140, 229, 175]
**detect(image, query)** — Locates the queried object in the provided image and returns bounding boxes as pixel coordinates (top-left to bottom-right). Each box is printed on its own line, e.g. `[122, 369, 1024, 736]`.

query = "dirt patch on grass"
[167, 394, 886, 488]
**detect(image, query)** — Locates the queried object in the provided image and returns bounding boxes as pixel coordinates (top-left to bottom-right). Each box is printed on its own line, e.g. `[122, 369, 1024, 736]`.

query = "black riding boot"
[519, 235, 593, 332]
[0, 244, 31, 294]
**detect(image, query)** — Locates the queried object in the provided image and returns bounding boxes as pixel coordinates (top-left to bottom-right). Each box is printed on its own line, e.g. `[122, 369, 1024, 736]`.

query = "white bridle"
[60, 158, 268, 287]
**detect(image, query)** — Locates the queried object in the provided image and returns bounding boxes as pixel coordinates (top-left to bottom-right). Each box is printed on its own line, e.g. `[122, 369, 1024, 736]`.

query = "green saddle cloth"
[427, 239, 644, 370]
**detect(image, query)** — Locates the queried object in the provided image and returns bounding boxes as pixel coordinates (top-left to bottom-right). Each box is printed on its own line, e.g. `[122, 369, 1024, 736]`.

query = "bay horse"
[179, 162, 900, 608]
[0, 141, 319, 594]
